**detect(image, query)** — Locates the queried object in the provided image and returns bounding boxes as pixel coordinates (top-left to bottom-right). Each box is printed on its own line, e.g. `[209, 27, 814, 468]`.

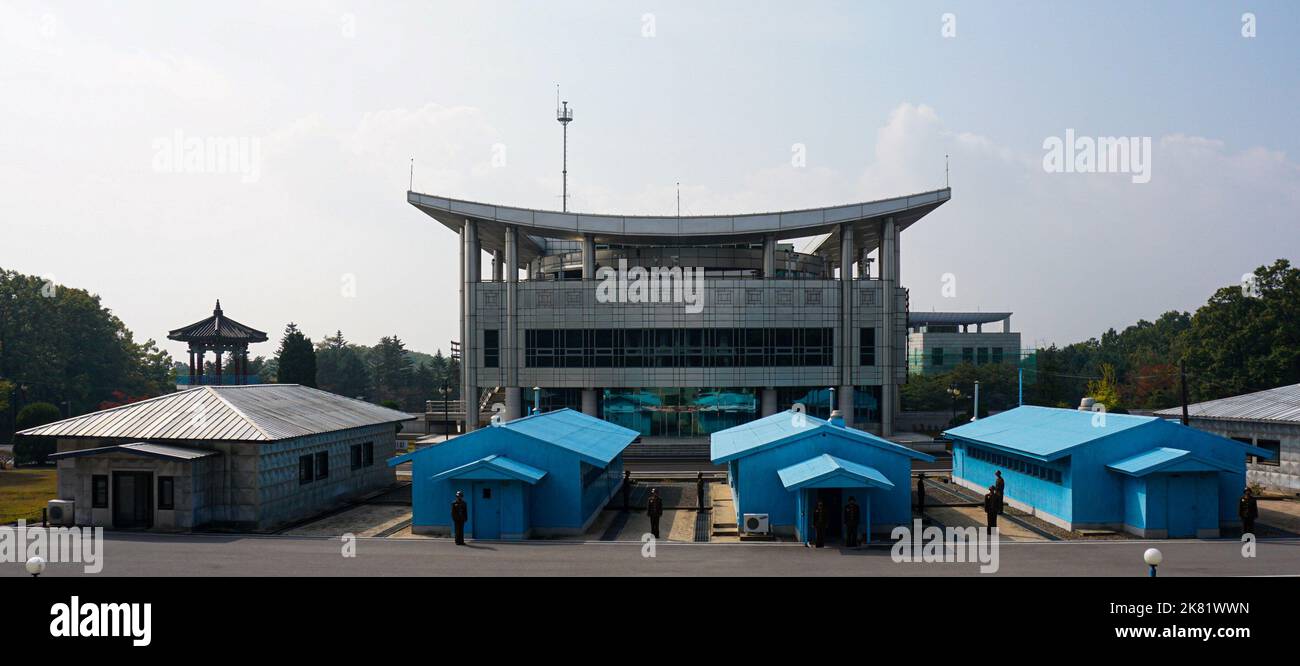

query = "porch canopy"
[428, 454, 547, 485]
[777, 453, 895, 491]
[1106, 447, 1238, 477]
[48, 442, 218, 462]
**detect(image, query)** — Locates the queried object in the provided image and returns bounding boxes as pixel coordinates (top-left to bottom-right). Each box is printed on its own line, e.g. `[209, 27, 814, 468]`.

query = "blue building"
[711, 410, 933, 542]
[391, 409, 636, 539]
[945, 406, 1271, 538]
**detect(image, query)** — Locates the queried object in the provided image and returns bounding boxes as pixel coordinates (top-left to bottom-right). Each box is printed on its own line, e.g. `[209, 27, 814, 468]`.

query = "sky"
[1, 0, 1297, 361]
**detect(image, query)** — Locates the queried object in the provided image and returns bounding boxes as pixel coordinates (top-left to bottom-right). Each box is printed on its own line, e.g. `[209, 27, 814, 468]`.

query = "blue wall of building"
[730, 431, 915, 535]
[952, 441, 1074, 523]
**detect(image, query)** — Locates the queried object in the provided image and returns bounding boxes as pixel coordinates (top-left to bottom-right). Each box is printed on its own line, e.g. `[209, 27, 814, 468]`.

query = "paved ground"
[7, 531, 1299, 577]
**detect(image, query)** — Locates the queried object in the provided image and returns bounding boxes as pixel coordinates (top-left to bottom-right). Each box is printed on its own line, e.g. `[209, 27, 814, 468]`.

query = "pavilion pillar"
[215, 350, 223, 384]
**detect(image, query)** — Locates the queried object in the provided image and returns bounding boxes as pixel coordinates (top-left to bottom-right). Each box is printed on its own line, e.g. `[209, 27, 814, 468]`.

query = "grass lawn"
[0, 468, 58, 525]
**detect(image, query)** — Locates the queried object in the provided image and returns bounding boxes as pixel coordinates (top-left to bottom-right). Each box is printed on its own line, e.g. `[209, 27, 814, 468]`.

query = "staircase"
[622, 438, 711, 461]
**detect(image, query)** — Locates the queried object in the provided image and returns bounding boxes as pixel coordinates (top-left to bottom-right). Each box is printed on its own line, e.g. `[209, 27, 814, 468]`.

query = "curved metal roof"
[168, 300, 268, 344]
[408, 187, 951, 263]
[909, 311, 1012, 327]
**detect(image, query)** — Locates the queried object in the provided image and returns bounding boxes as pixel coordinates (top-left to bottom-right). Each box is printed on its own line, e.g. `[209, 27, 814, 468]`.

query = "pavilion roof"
[167, 300, 268, 344]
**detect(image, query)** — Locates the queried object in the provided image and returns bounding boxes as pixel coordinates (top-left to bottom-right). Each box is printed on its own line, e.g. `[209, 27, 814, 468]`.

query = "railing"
[175, 375, 261, 386]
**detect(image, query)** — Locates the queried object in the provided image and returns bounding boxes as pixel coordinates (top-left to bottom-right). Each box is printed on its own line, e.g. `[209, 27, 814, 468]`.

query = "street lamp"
[26, 556, 45, 578]
[1144, 547, 1162, 577]
[438, 383, 450, 440]
[533, 386, 541, 414]
[827, 387, 835, 419]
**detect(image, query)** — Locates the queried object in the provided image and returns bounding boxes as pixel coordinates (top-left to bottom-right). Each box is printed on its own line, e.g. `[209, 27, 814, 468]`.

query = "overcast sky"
[2, 1, 1297, 361]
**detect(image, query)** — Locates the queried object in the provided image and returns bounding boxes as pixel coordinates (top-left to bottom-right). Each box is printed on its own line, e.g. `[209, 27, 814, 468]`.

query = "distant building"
[946, 406, 1269, 537]
[1155, 383, 1300, 494]
[710, 409, 933, 542]
[392, 409, 637, 539]
[20, 385, 412, 531]
[906, 311, 1026, 375]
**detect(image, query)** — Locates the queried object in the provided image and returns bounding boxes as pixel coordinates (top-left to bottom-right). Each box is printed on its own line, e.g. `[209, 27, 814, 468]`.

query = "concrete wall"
[256, 423, 398, 530]
[1180, 417, 1300, 493]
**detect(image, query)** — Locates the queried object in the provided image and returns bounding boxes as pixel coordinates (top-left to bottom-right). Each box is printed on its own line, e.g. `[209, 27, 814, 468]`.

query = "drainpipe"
[972, 381, 980, 421]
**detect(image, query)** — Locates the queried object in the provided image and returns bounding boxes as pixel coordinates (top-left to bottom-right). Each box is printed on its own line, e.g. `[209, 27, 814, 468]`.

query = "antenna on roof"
[676, 182, 680, 217]
[556, 85, 574, 212]
[945, 154, 950, 188]
[409, 157, 414, 191]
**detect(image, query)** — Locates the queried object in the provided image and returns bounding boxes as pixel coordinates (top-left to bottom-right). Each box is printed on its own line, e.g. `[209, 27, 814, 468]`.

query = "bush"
[14, 402, 62, 465]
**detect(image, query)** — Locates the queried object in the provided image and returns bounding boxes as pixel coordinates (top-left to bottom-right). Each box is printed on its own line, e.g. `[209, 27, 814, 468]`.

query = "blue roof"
[710, 411, 935, 464]
[498, 408, 638, 466]
[428, 454, 547, 484]
[1107, 447, 1238, 477]
[944, 405, 1157, 461]
[777, 454, 895, 491]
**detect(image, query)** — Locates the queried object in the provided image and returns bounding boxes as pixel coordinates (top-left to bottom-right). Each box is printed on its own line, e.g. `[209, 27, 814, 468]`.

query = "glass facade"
[600, 387, 758, 437]
[525, 327, 834, 369]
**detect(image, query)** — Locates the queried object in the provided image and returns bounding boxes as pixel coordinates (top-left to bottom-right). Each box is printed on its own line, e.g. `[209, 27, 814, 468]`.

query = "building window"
[92, 475, 108, 508]
[962, 347, 974, 364]
[351, 444, 363, 470]
[484, 329, 499, 368]
[992, 347, 1004, 364]
[363, 442, 374, 466]
[977, 347, 989, 364]
[1255, 439, 1281, 466]
[299, 455, 314, 485]
[315, 451, 330, 479]
[859, 328, 875, 366]
[157, 476, 175, 510]
[524, 327, 834, 369]
[931, 347, 944, 367]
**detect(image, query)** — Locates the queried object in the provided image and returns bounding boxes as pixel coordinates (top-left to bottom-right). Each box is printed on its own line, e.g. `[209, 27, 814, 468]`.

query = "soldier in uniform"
[812, 499, 828, 548]
[843, 496, 861, 547]
[451, 490, 468, 545]
[983, 486, 1001, 529]
[696, 472, 707, 511]
[1239, 487, 1259, 536]
[647, 488, 664, 539]
[622, 469, 633, 512]
[993, 470, 1005, 506]
[916, 472, 927, 516]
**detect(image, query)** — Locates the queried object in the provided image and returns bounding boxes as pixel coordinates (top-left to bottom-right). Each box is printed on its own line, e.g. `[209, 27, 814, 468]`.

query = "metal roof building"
[945, 406, 1268, 537]
[391, 408, 638, 539]
[1155, 383, 1300, 493]
[21, 385, 413, 531]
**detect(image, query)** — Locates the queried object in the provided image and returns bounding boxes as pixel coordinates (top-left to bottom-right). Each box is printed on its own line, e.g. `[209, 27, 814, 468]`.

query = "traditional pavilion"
[167, 300, 268, 386]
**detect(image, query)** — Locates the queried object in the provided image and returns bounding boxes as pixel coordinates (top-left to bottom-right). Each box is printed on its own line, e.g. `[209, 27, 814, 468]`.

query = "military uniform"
[843, 498, 861, 547]
[812, 501, 828, 548]
[983, 489, 1001, 529]
[451, 494, 469, 545]
[621, 470, 632, 511]
[647, 491, 664, 538]
[696, 473, 706, 511]
[1239, 490, 1259, 536]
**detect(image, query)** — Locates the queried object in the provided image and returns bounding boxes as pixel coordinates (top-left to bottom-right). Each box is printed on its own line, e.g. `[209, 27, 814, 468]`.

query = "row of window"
[1233, 437, 1281, 466]
[932, 347, 1007, 366]
[300, 442, 375, 485]
[515, 327, 844, 369]
[90, 475, 175, 510]
[966, 445, 1063, 484]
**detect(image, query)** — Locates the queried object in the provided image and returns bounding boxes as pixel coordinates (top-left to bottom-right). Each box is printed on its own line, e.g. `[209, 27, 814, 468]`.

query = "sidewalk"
[1258, 498, 1300, 536]
[924, 505, 1048, 542]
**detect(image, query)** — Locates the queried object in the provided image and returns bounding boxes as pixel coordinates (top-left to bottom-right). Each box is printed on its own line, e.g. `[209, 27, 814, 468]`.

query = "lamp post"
[26, 556, 45, 578]
[439, 383, 450, 440]
[1144, 547, 1162, 577]
[828, 387, 835, 419]
[533, 386, 541, 415]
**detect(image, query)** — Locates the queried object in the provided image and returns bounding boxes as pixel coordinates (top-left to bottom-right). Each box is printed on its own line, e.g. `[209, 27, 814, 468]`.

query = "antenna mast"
[676, 182, 680, 217]
[556, 86, 574, 212]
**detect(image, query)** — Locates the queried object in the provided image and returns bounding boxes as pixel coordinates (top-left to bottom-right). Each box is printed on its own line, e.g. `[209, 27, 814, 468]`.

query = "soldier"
[622, 469, 633, 512]
[983, 486, 1001, 529]
[993, 470, 1005, 503]
[696, 472, 707, 511]
[451, 490, 468, 545]
[1239, 487, 1259, 536]
[916, 472, 927, 516]
[647, 488, 664, 539]
[812, 499, 828, 548]
[843, 496, 861, 547]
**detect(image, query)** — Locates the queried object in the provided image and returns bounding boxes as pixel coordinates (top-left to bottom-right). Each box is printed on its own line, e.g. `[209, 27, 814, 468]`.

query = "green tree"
[316, 330, 371, 399]
[370, 335, 413, 407]
[275, 323, 317, 387]
[14, 401, 61, 464]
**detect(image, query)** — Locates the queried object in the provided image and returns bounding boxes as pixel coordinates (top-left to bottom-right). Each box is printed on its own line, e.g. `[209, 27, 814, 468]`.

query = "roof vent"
[1078, 397, 1096, 411]
[828, 409, 845, 427]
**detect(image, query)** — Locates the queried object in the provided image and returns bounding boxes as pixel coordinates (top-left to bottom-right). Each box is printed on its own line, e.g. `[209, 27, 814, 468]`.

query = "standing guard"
[1239, 487, 1259, 536]
[451, 490, 468, 545]
[843, 496, 861, 547]
[647, 488, 664, 539]
[812, 499, 828, 548]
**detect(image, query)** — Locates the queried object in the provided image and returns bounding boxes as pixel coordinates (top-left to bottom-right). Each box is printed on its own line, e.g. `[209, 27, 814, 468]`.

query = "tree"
[316, 330, 371, 399]
[275, 323, 317, 387]
[14, 401, 61, 464]
[370, 335, 413, 407]
[1086, 363, 1122, 410]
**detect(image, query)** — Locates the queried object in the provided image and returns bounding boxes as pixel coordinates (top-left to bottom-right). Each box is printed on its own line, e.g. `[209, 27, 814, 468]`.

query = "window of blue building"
[966, 444, 1062, 484]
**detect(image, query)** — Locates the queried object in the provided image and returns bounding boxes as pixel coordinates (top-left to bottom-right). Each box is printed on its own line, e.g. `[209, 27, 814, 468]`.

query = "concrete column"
[492, 250, 504, 282]
[763, 234, 776, 278]
[839, 222, 855, 392]
[582, 234, 595, 279]
[838, 385, 855, 428]
[761, 388, 778, 417]
[879, 216, 897, 436]
[1004, 314, 1012, 332]
[462, 219, 481, 432]
[504, 225, 520, 420]
[581, 389, 597, 416]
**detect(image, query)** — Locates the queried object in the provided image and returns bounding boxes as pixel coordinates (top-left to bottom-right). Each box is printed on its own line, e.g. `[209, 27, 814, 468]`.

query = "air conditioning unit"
[743, 513, 770, 534]
[47, 499, 75, 526]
